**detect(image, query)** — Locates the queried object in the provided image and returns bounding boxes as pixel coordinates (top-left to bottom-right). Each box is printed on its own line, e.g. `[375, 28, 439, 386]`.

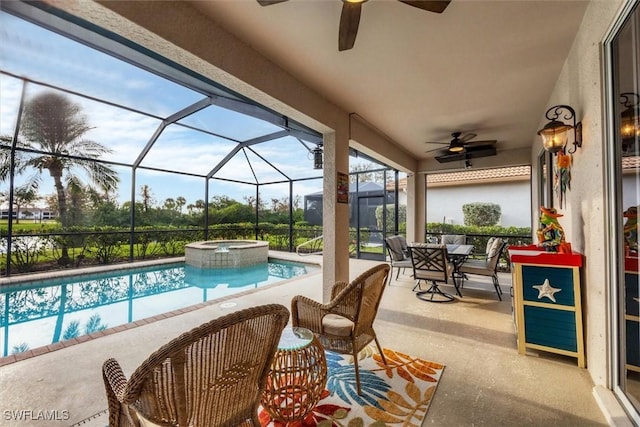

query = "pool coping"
[0, 252, 322, 366]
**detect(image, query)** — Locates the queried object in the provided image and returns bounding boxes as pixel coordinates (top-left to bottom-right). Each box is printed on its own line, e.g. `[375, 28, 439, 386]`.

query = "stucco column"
[406, 173, 426, 243]
[322, 130, 350, 301]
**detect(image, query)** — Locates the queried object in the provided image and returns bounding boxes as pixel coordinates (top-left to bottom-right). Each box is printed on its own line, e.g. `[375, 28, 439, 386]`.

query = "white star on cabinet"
[532, 279, 562, 303]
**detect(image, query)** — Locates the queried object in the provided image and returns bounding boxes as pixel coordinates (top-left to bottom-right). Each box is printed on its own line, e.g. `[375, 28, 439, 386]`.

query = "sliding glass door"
[607, 0, 640, 419]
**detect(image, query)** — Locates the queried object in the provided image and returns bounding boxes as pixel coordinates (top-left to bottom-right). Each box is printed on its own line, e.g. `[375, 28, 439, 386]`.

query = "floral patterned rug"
[259, 347, 445, 427]
[74, 347, 444, 427]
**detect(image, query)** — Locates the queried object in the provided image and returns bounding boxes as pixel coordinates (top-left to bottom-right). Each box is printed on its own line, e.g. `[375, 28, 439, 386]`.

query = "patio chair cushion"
[386, 236, 407, 261]
[487, 238, 503, 259]
[485, 237, 496, 256]
[322, 313, 354, 337]
[441, 234, 466, 245]
[458, 259, 492, 275]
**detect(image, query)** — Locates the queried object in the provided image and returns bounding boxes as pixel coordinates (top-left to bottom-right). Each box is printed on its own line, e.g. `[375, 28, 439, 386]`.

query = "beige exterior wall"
[533, 0, 625, 395]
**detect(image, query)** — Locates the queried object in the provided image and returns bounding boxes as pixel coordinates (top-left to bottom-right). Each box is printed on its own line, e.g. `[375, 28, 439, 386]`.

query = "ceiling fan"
[425, 131, 497, 154]
[257, 0, 451, 51]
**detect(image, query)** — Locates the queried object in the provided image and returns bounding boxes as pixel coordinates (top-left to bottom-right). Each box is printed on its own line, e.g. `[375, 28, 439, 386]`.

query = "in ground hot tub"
[185, 240, 269, 268]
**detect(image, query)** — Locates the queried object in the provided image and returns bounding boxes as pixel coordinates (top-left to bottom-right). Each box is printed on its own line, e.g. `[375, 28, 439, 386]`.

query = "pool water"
[0, 260, 317, 357]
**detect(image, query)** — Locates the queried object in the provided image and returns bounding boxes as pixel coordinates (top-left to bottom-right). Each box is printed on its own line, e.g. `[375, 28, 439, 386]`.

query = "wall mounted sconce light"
[537, 105, 582, 154]
[620, 93, 640, 148]
[312, 145, 323, 169]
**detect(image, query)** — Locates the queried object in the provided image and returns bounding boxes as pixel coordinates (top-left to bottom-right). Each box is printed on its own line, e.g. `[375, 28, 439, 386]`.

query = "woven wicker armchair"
[290, 263, 390, 394]
[102, 304, 289, 427]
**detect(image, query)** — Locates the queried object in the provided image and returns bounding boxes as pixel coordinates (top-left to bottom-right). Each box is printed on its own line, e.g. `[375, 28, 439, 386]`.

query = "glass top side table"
[277, 326, 314, 350]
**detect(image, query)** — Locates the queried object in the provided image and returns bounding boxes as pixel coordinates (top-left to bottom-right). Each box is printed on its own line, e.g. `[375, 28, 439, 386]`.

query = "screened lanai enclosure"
[0, 3, 407, 276]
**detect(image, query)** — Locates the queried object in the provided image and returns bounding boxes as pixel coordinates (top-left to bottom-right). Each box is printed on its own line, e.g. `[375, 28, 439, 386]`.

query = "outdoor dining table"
[446, 244, 474, 280]
[446, 244, 474, 258]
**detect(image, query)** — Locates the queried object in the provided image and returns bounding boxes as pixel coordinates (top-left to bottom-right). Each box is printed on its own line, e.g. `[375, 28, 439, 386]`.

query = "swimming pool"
[0, 259, 318, 358]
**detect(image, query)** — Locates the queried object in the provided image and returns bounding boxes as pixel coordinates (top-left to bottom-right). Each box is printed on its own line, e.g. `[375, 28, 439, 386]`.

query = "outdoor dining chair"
[102, 304, 289, 427]
[458, 237, 506, 300]
[409, 243, 461, 302]
[290, 263, 390, 395]
[440, 234, 467, 245]
[385, 235, 413, 284]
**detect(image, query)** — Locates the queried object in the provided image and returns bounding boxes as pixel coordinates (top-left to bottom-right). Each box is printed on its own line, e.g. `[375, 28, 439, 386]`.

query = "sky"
[0, 10, 380, 210]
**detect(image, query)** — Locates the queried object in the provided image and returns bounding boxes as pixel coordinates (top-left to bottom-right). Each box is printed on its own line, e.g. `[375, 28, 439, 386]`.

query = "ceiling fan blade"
[425, 146, 448, 153]
[398, 0, 451, 14]
[459, 132, 478, 143]
[257, 0, 289, 6]
[339, 2, 363, 51]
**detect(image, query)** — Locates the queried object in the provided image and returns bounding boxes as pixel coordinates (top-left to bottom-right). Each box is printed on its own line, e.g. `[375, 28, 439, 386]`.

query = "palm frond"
[64, 139, 113, 158]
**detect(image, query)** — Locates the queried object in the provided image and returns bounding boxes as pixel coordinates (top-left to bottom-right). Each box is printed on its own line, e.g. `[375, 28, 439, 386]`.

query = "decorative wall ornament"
[532, 279, 562, 303]
[555, 151, 572, 209]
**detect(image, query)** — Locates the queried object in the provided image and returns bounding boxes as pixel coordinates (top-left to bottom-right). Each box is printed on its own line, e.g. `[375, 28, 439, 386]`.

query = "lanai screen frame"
[1, 2, 321, 273]
[0, 2, 403, 276]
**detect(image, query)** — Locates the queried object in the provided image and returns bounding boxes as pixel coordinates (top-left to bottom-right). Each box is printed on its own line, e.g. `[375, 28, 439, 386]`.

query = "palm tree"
[139, 184, 154, 212]
[1, 91, 119, 263]
[176, 196, 186, 213]
[163, 197, 176, 211]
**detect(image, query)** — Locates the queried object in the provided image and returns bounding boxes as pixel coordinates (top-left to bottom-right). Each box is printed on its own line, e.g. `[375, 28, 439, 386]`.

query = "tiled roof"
[622, 156, 640, 170]
[387, 166, 530, 191]
[374, 156, 638, 191]
[427, 165, 530, 185]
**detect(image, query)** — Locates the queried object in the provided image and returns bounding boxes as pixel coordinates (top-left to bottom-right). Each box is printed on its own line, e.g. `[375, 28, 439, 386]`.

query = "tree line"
[1, 92, 308, 262]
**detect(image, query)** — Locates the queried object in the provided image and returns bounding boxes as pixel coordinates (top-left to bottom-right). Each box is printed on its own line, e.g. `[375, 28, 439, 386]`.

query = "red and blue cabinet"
[625, 257, 640, 372]
[509, 247, 585, 368]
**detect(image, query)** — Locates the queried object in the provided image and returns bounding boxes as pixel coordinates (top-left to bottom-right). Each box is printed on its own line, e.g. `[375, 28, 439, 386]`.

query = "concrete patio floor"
[0, 253, 607, 426]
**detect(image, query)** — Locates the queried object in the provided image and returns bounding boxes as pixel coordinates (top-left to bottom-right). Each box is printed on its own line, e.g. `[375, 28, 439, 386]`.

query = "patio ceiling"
[188, 0, 589, 166]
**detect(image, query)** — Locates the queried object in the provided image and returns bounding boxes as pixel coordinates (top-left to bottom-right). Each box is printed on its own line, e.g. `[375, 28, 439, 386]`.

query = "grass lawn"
[0, 220, 59, 233]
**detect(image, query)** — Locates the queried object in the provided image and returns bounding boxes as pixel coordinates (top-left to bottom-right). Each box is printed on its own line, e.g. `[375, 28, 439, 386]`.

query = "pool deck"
[0, 252, 607, 427]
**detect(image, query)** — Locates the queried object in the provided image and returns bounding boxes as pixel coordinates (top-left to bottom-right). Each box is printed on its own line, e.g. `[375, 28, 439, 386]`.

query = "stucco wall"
[535, 0, 626, 388]
[427, 181, 531, 227]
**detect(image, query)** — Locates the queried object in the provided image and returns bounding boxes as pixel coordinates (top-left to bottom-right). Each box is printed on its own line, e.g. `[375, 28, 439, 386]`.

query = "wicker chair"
[290, 263, 390, 395]
[102, 304, 289, 427]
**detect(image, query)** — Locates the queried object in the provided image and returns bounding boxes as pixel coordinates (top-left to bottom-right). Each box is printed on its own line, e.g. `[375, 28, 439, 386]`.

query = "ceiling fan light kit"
[620, 93, 640, 150]
[448, 138, 465, 152]
[425, 131, 497, 163]
[258, 0, 450, 51]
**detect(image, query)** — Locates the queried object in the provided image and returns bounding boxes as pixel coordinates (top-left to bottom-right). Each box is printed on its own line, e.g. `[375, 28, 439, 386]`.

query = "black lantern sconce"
[312, 145, 323, 169]
[537, 105, 582, 155]
[620, 93, 640, 149]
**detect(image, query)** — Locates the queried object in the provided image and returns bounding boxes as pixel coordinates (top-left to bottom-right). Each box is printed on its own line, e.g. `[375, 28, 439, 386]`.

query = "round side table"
[261, 327, 327, 422]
